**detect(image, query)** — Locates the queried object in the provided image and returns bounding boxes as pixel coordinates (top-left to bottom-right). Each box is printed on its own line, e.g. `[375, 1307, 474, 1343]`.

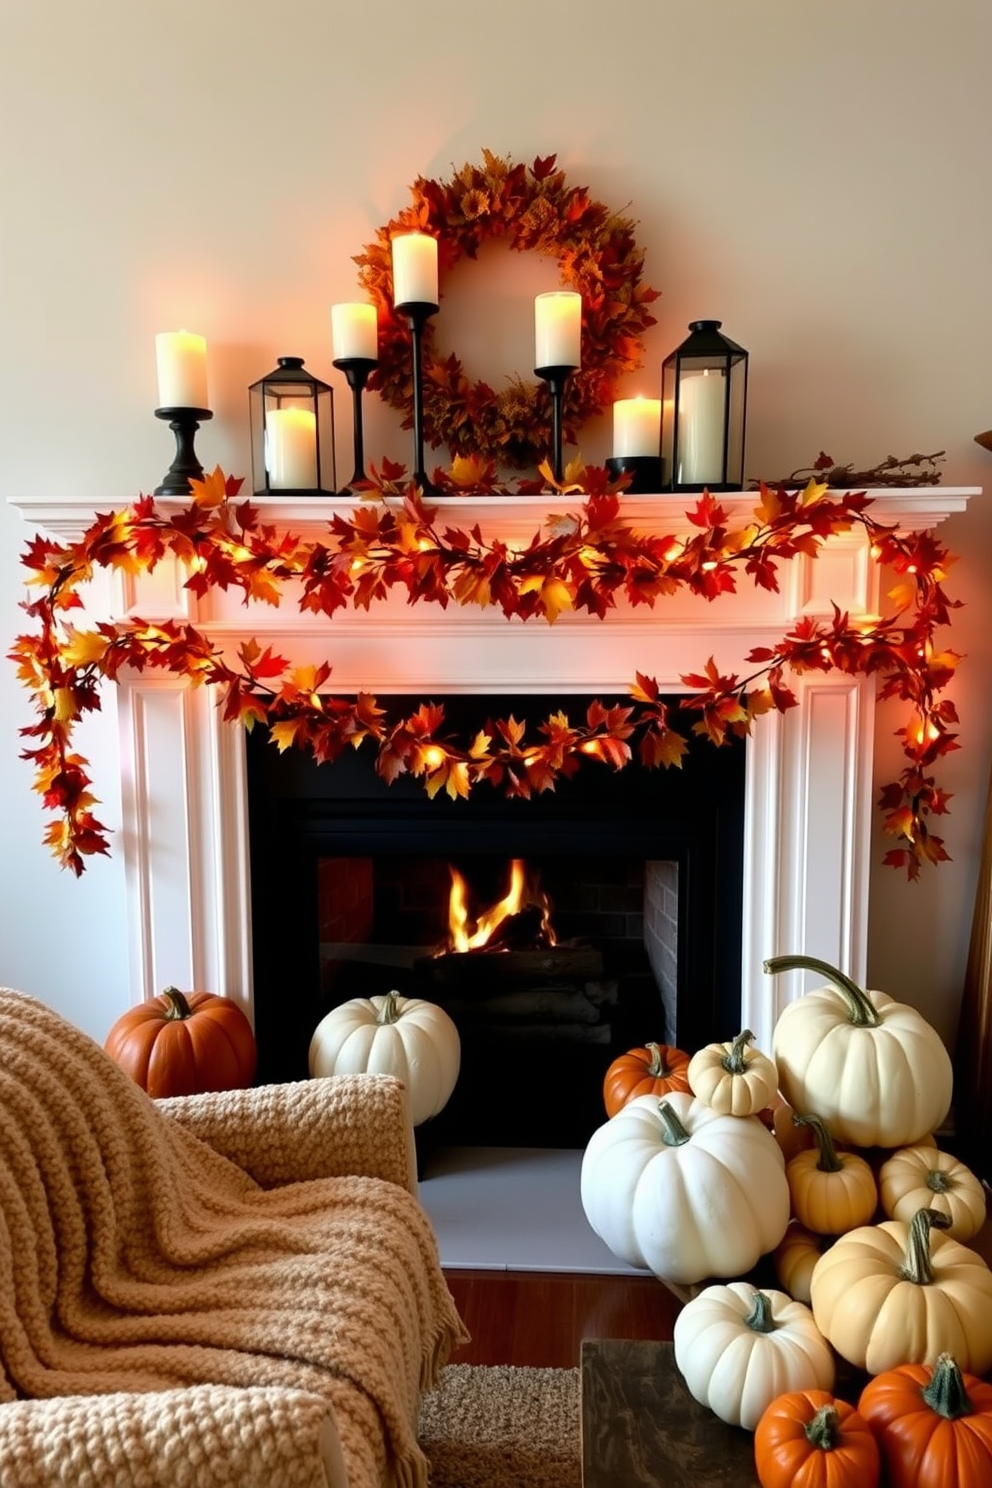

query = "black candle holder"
[154, 406, 213, 496]
[396, 300, 438, 494]
[534, 364, 576, 485]
[605, 455, 666, 495]
[332, 357, 378, 491]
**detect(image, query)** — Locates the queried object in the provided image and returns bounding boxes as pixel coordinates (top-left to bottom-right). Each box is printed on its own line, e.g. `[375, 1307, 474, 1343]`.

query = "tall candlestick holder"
[154, 406, 213, 496]
[534, 364, 576, 485]
[396, 301, 438, 494]
[332, 357, 377, 491]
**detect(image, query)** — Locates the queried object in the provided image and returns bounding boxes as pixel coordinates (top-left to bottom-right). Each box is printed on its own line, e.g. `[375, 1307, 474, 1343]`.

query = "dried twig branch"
[750, 450, 945, 490]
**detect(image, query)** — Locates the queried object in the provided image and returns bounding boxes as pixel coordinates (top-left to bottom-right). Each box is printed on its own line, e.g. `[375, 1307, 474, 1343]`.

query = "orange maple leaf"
[188, 466, 231, 510]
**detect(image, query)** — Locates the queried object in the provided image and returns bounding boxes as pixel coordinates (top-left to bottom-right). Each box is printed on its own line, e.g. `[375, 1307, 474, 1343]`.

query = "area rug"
[418, 1363, 581, 1488]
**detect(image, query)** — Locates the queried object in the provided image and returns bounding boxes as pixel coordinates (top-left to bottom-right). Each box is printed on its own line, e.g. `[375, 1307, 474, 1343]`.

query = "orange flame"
[446, 859, 557, 953]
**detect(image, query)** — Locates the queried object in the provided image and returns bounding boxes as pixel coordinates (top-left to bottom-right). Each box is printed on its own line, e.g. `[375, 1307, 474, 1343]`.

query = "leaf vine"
[9, 463, 960, 880]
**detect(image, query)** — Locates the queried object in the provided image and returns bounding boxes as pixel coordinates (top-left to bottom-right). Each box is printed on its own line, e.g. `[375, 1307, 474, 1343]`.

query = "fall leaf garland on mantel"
[10, 463, 960, 880]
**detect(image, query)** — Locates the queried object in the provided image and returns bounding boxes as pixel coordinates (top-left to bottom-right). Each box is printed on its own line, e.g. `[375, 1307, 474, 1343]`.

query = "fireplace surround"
[12, 485, 976, 1078]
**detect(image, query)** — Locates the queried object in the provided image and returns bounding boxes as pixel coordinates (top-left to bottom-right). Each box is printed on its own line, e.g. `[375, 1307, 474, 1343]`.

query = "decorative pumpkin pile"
[580, 952, 992, 1486]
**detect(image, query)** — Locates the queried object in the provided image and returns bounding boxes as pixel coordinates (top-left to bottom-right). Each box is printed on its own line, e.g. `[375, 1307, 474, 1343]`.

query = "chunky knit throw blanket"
[0, 988, 468, 1488]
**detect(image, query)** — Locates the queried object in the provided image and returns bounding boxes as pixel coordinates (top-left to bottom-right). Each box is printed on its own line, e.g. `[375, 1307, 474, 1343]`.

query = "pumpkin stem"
[763, 955, 882, 1027]
[743, 1289, 778, 1334]
[793, 1112, 844, 1174]
[162, 986, 193, 1021]
[921, 1352, 974, 1419]
[803, 1403, 841, 1450]
[645, 1042, 670, 1078]
[721, 1029, 755, 1075]
[926, 1168, 952, 1194]
[656, 1100, 691, 1147]
[377, 990, 402, 1025]
[898, 1207, 951, 1285]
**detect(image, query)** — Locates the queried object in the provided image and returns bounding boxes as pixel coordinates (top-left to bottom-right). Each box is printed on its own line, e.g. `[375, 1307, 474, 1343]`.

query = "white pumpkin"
[766, 954, 953, 1148]
[308, 990, 460, 1126]
[673, 1281, 836, 1430]
[579, 1090, 791, 1286]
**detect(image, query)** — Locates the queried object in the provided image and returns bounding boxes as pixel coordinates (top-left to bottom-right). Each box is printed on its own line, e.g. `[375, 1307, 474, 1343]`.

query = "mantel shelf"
[8, 486, 981, 544]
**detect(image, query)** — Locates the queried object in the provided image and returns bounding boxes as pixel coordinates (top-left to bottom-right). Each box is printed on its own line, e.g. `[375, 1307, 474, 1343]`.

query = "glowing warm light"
[445, 859, 557, 953]
[701, 560, 718, 572]
[350, 557, 366, 574]
[422, 745, 445, 769]
[664, 542, 684, 563]
[580, 740, 600, 754]
[911, 717, 941, 747]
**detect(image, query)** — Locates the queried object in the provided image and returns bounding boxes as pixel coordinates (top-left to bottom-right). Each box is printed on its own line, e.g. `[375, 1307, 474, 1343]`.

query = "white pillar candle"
[534, 291, 582, 369]
[331, 302, 378, 362]
[678, 370, 726, 484]
[155, 330, 208, 409]
[391, 233, 439, 307]
[266, 406, 318, 489]
[612, 397, 662, 458]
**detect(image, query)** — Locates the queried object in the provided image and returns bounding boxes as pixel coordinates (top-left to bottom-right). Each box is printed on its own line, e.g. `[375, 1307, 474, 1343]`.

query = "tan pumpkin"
[809, 1208, 992, 1376]
[786, 1113, 878, 1236]
[766, 954, 953, 1148]
[879, 1144, 987, 1243]
[774, 1220, 836, 1305]
[687, 1028, 779, 1116]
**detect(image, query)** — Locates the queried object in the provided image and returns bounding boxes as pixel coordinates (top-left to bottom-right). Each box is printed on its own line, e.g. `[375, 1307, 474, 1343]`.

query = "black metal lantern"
[661, 320, 748, 492]
[249, 356, 336, 496]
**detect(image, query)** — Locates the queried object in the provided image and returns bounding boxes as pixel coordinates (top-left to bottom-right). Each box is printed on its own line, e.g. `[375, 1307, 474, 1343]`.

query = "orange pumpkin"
[105, 986, 257, 1098]
[858, 1352, 992, 1488]
[602, 1040, 691, 1116]
[754, 1389, 880, 1488]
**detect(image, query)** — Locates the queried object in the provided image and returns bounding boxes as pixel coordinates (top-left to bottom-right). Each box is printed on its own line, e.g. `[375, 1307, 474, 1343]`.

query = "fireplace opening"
[244, 693, 745, 1150]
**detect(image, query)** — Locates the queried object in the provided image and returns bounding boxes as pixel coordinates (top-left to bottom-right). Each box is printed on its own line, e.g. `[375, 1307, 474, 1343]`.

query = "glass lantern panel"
[725, 362, 747, 485]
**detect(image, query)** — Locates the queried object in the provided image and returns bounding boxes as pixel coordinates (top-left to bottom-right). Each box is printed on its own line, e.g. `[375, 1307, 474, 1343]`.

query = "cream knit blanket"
[0, 988, 468, 1488]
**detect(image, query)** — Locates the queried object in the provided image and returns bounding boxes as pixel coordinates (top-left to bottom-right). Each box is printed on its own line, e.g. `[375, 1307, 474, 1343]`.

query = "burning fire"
[444, 859, 557, 954]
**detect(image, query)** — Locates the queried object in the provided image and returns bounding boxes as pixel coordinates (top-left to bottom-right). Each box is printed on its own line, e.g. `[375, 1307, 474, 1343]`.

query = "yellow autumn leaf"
[800, 478, 829, 506]
[449, 454, 490, 488]
[53, 687, 79, 723]
[61, 629, 111, 667]
[270, 718, 304, 753]
[248, 571, 283, 607]
[539, 577, 573, 624]
[444, 761, 471, 800]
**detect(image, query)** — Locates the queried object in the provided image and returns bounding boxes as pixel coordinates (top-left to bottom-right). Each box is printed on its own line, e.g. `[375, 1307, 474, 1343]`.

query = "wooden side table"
[580, 1338, 759, 1487]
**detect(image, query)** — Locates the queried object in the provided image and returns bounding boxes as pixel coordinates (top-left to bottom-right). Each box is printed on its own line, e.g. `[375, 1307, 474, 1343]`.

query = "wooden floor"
[443, 1269, 682, 1369]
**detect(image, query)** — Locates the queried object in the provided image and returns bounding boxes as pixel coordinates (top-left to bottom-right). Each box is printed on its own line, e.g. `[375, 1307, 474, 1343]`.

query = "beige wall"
[1, 0, 990, 1045]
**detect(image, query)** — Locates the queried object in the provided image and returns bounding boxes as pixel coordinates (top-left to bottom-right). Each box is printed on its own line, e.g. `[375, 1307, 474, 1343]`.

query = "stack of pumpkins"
[580, 953, 992, 1487]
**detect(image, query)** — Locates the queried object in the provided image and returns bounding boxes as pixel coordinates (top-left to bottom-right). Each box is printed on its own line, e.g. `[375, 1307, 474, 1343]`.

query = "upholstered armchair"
[0, 988, 467, 1488]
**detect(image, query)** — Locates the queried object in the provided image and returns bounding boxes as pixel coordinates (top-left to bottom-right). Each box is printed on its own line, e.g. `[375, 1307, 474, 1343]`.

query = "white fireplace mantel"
[11, 485, 979, 1052]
